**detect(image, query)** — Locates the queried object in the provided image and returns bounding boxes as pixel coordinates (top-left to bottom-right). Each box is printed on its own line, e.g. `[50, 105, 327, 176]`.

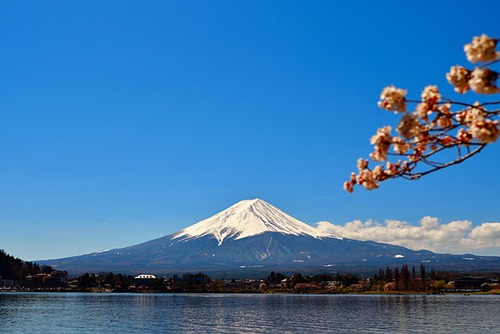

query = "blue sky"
[1, 1, 499, 260]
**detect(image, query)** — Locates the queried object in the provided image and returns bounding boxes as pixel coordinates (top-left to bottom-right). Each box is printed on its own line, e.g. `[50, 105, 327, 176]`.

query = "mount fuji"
[40, 199, 500, 276]
[173, 199, 339, 245]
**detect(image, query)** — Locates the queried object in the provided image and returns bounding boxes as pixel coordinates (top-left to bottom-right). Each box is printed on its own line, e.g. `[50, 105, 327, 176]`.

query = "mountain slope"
[39, 199, 500, 276]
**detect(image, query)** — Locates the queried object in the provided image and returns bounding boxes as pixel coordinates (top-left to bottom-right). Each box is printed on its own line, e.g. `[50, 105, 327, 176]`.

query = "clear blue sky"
[1, 1, 499, 260]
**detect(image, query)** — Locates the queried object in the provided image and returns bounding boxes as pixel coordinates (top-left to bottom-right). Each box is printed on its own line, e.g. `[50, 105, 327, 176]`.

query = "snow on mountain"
[173, 198, 341, 245]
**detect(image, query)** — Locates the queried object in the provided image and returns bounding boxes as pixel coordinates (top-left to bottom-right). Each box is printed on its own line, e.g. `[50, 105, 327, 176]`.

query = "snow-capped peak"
[173, 198, 340, 245]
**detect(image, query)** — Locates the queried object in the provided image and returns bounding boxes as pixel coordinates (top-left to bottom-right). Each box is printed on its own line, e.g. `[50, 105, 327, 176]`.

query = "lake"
[0, 292, 498, 333]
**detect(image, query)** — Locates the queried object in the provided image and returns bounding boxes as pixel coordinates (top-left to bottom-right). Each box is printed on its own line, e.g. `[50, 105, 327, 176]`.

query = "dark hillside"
[0, 249, 51, 283]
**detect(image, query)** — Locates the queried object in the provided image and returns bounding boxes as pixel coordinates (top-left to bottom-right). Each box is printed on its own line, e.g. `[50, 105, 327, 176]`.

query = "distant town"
[1, 249, 499, 294]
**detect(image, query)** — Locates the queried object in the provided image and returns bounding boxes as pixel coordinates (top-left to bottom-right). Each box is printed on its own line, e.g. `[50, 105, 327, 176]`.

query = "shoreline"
[1, 288, 498, 295]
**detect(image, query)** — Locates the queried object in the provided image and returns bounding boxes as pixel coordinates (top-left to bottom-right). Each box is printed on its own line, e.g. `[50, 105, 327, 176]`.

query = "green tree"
[401, 264, 410, 291]
[420, 264, 427, 291]
[78, 273, 96, 289]
[310, 273, 335, 284]
[340, 273, 359, 287]
[0, 249, 49, 283]
[411, 266, 417, 291]
[385, 266, 392, 281]
[266, 271, 286, 285]
[394, 267, 401, 291]
[290, 273, 307, 285]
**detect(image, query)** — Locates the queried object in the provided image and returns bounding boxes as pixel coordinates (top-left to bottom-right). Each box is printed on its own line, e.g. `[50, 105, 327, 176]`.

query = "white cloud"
[315, 217, 500, 256]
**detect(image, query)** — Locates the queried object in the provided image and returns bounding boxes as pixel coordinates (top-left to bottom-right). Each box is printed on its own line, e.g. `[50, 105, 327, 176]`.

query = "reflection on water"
[0, 293, 498, 333]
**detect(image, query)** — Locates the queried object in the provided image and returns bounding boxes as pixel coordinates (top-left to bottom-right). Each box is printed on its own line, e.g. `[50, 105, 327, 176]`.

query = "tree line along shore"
[1, 249, 499, 294]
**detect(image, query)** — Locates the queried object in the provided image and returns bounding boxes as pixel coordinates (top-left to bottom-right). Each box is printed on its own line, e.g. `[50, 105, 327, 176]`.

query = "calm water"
[0, 292, 498, 333]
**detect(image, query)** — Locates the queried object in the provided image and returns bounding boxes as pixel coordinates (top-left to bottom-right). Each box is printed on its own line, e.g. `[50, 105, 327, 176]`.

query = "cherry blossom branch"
[344, 34, 499, 192]
[407, 144, 486, 180]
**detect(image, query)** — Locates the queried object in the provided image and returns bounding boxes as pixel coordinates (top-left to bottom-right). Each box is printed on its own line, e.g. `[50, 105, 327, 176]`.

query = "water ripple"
[0, 293, 498, 333]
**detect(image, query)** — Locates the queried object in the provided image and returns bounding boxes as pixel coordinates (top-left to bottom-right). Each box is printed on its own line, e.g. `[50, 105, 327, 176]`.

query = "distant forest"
[0, 249, 53, 282]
